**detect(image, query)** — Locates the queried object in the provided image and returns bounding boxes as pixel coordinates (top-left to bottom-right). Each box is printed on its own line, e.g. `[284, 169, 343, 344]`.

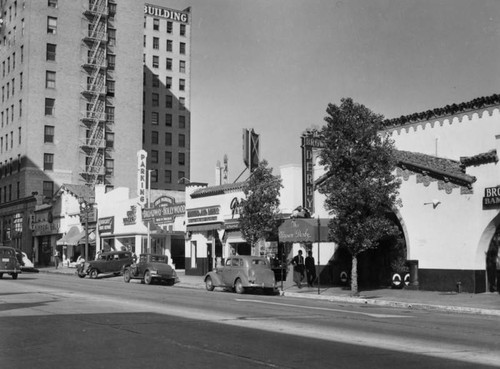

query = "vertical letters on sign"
[137, 150, 148, 207]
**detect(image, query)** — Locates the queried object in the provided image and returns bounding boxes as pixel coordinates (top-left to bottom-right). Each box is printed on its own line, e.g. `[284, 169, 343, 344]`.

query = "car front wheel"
[11, 273, 18, 280]
[144, 270, 152, 285]
[89, 269, 99, 279]
[234, 279, 245, 294]
[123, 268, 131, 283]
[205, 276, 215, 291]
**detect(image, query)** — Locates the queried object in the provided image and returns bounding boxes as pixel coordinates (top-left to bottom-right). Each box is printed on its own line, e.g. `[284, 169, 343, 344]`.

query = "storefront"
[310, 94, 500, 293]
[96, 186, 185, 268]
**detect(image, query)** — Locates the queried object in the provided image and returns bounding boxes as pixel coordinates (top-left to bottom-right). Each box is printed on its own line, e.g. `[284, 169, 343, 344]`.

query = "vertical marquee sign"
[301, 130, 325, 214]
[137, 150, 147, 207]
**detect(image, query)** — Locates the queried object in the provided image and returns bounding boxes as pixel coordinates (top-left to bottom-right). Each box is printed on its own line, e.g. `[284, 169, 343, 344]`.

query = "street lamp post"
[79, 196, 95, 261]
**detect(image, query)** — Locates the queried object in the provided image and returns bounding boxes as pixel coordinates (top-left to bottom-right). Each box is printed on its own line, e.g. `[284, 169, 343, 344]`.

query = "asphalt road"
[1, 273, 499, 368]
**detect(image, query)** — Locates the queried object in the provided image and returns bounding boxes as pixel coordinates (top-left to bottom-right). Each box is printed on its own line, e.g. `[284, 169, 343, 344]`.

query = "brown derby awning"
[278, 219, 330, 243]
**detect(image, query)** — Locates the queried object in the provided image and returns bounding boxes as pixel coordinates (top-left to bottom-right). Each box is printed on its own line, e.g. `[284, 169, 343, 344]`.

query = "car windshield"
[251, 259, 268, 266]
[150, 255, 167, 263]
[0, 248, 14, 256]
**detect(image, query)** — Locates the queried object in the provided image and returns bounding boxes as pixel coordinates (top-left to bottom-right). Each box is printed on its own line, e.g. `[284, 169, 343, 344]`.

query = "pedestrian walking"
[291, 250, 305, 288]
[305, 250, 316, 287]
[53, 248, 60, 269]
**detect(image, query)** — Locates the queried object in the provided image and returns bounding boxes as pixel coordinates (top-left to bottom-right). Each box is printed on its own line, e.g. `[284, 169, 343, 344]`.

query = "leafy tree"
[239, 160, 283, 255]
[318, 98, 401, 294]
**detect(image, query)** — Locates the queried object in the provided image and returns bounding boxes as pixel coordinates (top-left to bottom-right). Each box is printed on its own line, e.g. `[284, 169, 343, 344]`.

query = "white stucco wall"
[388, 106, 500, 271]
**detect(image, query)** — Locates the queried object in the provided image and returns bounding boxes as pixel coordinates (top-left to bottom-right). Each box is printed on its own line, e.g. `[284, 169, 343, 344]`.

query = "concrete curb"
[282, 291, 500, 317]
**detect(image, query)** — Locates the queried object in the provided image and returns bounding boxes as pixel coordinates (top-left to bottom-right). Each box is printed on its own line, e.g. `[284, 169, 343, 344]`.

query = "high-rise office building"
[143, 3, 191, 191]
[0, 0, 191, 251]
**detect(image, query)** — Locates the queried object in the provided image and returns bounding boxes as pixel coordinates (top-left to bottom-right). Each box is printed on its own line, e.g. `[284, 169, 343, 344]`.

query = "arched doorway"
[475, 212, 500, 293]
[330, 211, 408, 289]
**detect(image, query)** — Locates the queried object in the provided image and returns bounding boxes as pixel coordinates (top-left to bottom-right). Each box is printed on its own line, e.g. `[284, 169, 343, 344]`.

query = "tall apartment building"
[0, 0, 190, 253]
[143, 4, 191, 191]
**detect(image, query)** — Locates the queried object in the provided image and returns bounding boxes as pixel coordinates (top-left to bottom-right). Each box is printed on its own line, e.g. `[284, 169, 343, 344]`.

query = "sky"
[165, 0, 500, 185]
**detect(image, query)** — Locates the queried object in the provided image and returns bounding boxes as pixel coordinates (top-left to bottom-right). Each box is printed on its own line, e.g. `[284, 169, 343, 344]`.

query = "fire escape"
[80, 0, 110, 187]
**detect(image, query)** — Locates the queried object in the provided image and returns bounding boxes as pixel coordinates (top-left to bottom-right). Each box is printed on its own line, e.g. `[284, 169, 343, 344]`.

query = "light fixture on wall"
[424, 199, 441, 209]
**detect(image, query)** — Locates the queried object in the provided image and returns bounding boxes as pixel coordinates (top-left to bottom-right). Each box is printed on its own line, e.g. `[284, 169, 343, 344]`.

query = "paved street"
[1, 273, 500, 368]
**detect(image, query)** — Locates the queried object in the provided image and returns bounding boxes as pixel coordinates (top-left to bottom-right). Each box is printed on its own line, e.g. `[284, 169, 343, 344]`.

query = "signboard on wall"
[483, 186, 500, 208]
[187, 206, 220, 224]
[142, 196, 185, 224]
[98, 216, 114, 234]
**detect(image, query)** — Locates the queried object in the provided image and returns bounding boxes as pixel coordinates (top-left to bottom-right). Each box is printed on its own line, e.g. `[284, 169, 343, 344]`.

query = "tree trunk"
[350, 254, 358, 296]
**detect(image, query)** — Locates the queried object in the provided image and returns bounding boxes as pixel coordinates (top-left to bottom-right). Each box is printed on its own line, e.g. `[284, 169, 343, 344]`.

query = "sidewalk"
[36, 266, 500, 317]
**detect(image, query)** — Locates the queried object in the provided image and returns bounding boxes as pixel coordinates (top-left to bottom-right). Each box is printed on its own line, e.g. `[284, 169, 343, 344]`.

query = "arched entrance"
[331, 211, 408, 289]
[476, 212, 500, 293]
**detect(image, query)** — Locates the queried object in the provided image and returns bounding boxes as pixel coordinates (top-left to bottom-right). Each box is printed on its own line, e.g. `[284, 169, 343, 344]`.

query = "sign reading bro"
[483, 186, 500, 207]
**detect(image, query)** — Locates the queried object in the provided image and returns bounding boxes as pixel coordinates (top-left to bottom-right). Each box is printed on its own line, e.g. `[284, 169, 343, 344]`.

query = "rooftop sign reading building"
[144, 4, 189, 24]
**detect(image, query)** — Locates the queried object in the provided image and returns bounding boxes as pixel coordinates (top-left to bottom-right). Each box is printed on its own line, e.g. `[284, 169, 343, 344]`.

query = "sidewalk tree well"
[318, 98, 402, 295]
[239, 160, 283, 255]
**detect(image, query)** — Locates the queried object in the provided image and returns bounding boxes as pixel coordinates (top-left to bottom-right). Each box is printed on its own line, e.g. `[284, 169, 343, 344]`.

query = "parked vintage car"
[123, 253, 179, 285]
[77, 251, 134, 279]
[204, 255, 278, 294]
[0, 246, 22, 279]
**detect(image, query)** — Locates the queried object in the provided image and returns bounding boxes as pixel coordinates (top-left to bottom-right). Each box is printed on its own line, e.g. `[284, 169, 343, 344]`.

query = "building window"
[165, 170, 172, 183]
[165, 132, 172, 146]
[19, 72, 23, 90]
[152, 93, 159, 107]
[166, 95, 172, 108]
[152, 131, 158, 145]
[179, 152, 185, 166]
[180, 42, 186, 55]
[43, 181, 54, 198]
[152, 55, 159, 68]
[143, 35, 146, 47]
[151, 169, 158, 183]
[47, 17, 57, 34]
[107, 80, 115, 96]
[109, 3, 116, 16]
[166, 40, 172, 52]
[46, 71, 56, 88]
[179, 79, 185, 91]
[166, 58, 172, 71]
[165, 113, 172, 126]
[167, 21, 173, 34]
[153, 37, 159, 49]
[166, 76, 172, 89]
[153, 18, 159, 31]
[107, 54, 115, 69]
[105, 159, 114, 175]
[165, 151, 172, 164]
[152, 112, 159, 125]
[106, 132, 114, 148]
[48, 0, 57, 8]
[179, 60, 186, 73]
[152, 74, 159, 88]
[179, 115, 186, 129]
[151, 150, 158, 163]
[43, 153, 53, 171]
[179, 134, 185, 147]
[45, 98, 55, 115]
[108, 28, 116, 45]
[179, 97, 185, 110]
[178, 171, 185, 182]
[44, 126, 54, 143]
[19, 99, 22, 117]
[46, 43, 56, 61]
[180, 24, 186, 36]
